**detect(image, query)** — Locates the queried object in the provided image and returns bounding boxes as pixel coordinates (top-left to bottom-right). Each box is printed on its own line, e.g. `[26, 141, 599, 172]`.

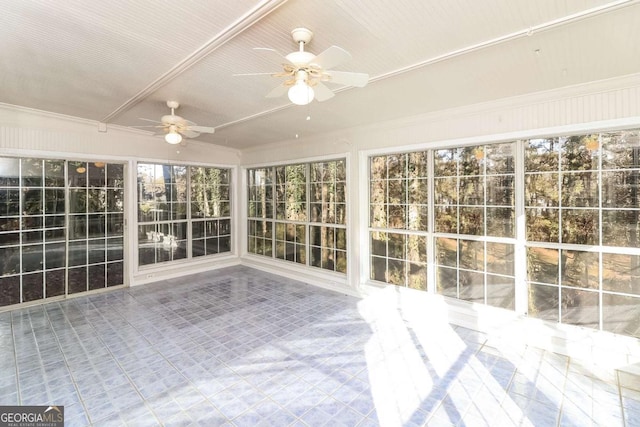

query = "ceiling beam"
[100, 0, 290, 123]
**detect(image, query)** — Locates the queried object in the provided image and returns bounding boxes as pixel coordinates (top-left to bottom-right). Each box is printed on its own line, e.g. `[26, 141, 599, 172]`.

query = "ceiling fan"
[136, 101, 215, 144]
[237, 28, 369, 105]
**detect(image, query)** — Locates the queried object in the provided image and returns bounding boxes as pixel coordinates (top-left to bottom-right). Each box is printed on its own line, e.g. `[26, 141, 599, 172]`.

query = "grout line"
[555, 355, 571, 427]
[617, 369, 627, 427]
[10, 311, 22, 406]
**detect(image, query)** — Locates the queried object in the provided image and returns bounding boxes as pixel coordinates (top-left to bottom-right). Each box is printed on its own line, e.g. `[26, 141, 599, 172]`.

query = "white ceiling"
[1, 0, 639, 150]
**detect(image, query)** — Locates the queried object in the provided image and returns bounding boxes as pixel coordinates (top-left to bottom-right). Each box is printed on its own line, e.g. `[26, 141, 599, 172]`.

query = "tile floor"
[0, 265, 639, 426]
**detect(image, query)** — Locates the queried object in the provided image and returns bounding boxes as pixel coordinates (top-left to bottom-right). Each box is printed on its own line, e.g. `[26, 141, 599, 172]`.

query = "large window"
[525, 131, 640, 336]
[68, 161, 125, 293]
[369, 152, 429, 289]
[247, 159, 347, 273]
[433, 143, 516, 309]
[137, 163, 231, 267]
[0, 157, 125, 308]
[367, 130, 640, 339]
[191, 166, 231, 257]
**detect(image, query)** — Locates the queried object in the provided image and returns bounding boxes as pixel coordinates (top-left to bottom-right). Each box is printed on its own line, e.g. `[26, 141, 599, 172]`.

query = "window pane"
[527, 247, 559, 285]
[388, 233, 405, 259]
[459, 207, 483, 235]
[436, 267, 457, 297]
[459, 270, 484, 303]
[561, 288, 599, 330]
[45, 189, 65, 214]
[434, 177, 457, 204]
[435, 206, 457, 234]
[487, 243, 514, 275]
[22, 272, 43, 302]
[0, 158, 20, 187]
[408, 263, 426, 291]
[45, 270, 65, 298]
[526, 208, 559, 242]
[526, 138, 560, 172]
[603, 294, 640, 338]
[371, 232, 387, 257]
[561, 250, 598, 290]
[602, 210, 640, 248]
[371, 256, 386, 282]
[485, 143, 514, 174]
[22, 159, 43, 187]
[486, 176, 514, 206]
[106, 164, 125, 188]
[486, 207, 514, 238]
[528, 283, 558, 322]
[487, 274, 515, 310]
[459, 177, 484, 205]
[601, 131, 640, 169]
[459, 240, 484, 272]
[387, 259, 405, 285]
[561, 209, 598, 245]
[0, 247, 20, 276]
[560, 135, 598, 171]
[436, 238, 457, 268]
[602, 253, 640, 295]
[561, 172, 598, 207]
[525, 173, 559, 207]
[434, 149, 458, 176]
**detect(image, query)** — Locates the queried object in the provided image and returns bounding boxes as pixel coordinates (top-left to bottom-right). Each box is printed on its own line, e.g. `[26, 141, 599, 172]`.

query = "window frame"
[136, 161, 233, 270]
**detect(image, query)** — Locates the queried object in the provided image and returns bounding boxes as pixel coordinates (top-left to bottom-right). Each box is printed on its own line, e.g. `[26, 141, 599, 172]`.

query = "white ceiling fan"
[136, 101, 215, 144]
[237, 28, 369, 105]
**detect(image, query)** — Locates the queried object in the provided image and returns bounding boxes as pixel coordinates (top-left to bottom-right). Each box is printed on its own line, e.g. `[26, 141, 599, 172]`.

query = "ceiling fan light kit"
[135, 100, 215, 144]
[165, 127, 183, 144]
[240, 27, 369, 106]
[288, 70, 315, 105]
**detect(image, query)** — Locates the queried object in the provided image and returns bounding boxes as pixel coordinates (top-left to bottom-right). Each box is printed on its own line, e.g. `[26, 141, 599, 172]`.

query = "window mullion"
[514, 140, 528, 315]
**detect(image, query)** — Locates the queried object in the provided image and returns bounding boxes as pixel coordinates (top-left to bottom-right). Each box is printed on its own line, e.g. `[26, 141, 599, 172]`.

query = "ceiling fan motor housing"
[291, 28, 313, 44]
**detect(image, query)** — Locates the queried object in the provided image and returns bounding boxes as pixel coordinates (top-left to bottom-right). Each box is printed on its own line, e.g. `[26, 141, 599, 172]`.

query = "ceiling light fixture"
[288, 70, 314, 105]
[165, 126, 183, 145]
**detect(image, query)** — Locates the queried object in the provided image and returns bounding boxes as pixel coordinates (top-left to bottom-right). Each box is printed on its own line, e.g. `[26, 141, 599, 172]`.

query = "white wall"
[0, 103, 241, 164]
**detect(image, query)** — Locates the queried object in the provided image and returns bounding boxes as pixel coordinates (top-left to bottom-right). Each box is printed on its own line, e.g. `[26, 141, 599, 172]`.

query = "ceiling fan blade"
[325, 70, 369, 88]
[189, 125, 215, 134]
[138, 117, 162, 124]
[311, 45, 352, 70]
[313, 82, 335, 102]
[181, 129, 200, 138]
[234, 72, 277, 77]
[266, 84, 289, 98]
[253, 47, 291, 64]
[129, 125, 163, 128]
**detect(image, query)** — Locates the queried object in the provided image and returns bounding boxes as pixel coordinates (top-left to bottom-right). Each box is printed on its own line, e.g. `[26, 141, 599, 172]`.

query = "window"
[191, 166, 231, 257]
[68, 161, 125, 293]
[525, 131, 640, 336]
[0, 157, 125, 308]
[367, 130, 640, 339]
[137, 163, 231, 267]
[369, 152, 429, 289]
[247, 159, 347, 273]
[247, 168, 273, 257]
[309, 161, 347, 273]
[433, 143, 516, 309]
